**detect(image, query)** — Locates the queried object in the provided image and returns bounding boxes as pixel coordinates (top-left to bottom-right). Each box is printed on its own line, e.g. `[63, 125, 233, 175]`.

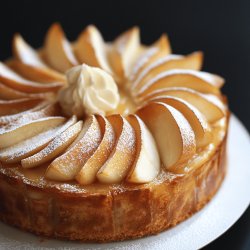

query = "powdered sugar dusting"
[130, 47, 158, 80]
[137, 69, 221, 95]
[0, 26, 228, 186]
[0, 62, 62, 89]
[117, 117, 135, 152]
[133, 54, 183, 88]
[0, 116, 75, 162]
[0, 102, 47, 126]
[165, 103, 196, 164]
[46, 116, 102, 180]
[0, 102, 58, 134]
[96, 115, 136, 183]
[21, 120, 82, 168]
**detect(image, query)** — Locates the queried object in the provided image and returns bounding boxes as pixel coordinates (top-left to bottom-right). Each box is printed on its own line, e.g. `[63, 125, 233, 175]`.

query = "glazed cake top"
[0, 23, 227, 185]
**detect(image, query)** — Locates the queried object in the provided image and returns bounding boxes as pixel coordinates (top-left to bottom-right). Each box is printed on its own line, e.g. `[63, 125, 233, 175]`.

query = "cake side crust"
[0, 128, 227, 242]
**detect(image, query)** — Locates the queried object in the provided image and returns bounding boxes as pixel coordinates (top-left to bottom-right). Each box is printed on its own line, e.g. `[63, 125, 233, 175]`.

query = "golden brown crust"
[0, 123, 227, 242]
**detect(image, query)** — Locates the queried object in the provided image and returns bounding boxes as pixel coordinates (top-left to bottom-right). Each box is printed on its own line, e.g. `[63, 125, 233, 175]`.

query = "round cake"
[0, 23, 229, 242]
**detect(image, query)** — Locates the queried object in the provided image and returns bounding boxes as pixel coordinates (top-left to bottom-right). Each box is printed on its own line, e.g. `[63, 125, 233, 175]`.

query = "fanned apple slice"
[8, 60, 66, 83]
[76, 115, 116, 185]
[143, 87, 225, 122]
[136, 69, 224, 98]
[0, 102, 46, 126]
[0, 116, 76, 163]
[0, 102, 59, 127]
[132, 51, 203, 90]
[46, 115, 102, 181]
[126, 115, 160, 183]
[97, 114, 136, 184]
[12, 33, 48, 68]
[12, 34, 65, 82]
[150, 96, 212, 147]
[0, 98, 43, 116]
[0, 116, 65, 149]
[137, 102, 196, 172]
[0, 82, 31, 100]
[130, 34, 171, 81]
[44, 23, 78, 72]
[0, 62, 63, 93]
[0, 82, 54, 100]
[75, 25, 112, 74]
[21, 120, 82, 168]
[109, 27, 141, 79]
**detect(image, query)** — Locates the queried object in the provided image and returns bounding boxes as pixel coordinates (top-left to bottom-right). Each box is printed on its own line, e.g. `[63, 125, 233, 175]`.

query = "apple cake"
[0, 23, 229, 242]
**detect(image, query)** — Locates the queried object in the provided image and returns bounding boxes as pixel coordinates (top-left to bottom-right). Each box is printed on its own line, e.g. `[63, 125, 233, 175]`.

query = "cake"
[0, 23, 229, 242]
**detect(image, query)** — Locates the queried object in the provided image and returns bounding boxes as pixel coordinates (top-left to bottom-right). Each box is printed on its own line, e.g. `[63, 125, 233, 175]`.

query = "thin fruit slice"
[0, 62, 63, 93]
[126, 115, 160, 183]
[0, 116, 76, 163]
[132, 51, 203, 90]
[130, 34, 171, 81]
[46, 115, 102, 181]
[0, 116, 65, 149]
[109, 27, 141, 79]
[76, 115, 116, 185]
[0, 102, 46, 126]
[150, 96, 212, 147]
[75, 25, 112, 74]
[97, 114, 136, 184]
[0, 98, 43, 116]
[12, 33, 48, 68]
[0, 82, 54, 100]
[12, 34, 65, 82]
[21, 120, 82, 168]
[8, 60, 65, 83]
[142, 87, 225, 122]
[0, 102, 59, 127]
[137, 102, 196, 172]
[136, 69, 224, 98]
[44, 23, 78, 72]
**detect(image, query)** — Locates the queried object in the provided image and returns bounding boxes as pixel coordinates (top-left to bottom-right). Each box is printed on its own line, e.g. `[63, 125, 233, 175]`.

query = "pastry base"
[0, 131, 227, 243]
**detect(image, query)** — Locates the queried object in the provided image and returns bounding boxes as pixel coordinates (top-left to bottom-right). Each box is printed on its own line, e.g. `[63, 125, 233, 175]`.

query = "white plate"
[0, 114, 250, 250]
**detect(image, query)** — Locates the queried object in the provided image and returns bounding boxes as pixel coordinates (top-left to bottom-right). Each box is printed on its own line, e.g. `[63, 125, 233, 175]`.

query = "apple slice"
[0, 102, 60, 127]
[136, 69, 224, 98]
[21, 120, 81, 168]
[0, 116, 65, 149]
[12, 33, 48, 68]
[44, 23, 78, 72]
[126, 115, 160, 183]
[137, 102, 196, 172]
[0, 102, 46, 126]
[149, 96, 212, 147]
[142, 87, 226, 122]
[108, 27, 141, 79]
[0, 82, 54, 100]
[0, 116, 76, 163]
[130, 33, 171, 81]
[97, 114, 136, 184]
[0, 62, 63, 93]
[0, 98, 44, 116]
[153, 33, 172, 54]
[8, 60, 66, 83]
[132, 51, 203, 90]
[75, 25, 112, 74]
[76, 115, 116, 185]
[12, 34, 65, 82]
[45, 115, 102, 181]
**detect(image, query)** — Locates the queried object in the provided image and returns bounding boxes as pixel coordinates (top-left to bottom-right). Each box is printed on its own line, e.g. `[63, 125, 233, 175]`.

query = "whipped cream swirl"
[59, 64, 120, 117]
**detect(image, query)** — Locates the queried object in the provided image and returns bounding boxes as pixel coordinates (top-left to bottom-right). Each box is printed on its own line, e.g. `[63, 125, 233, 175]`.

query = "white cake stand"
[0, 114, 250, 250]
